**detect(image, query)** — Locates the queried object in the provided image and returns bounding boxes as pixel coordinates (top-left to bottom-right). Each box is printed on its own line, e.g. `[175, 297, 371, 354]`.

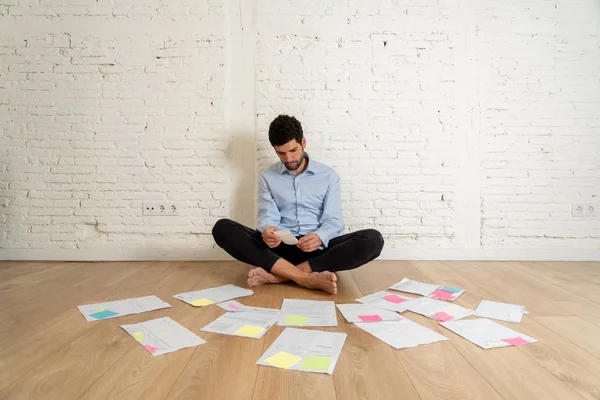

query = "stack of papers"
[354, 318, 449, 349]
[440, 318, 538, 349]
[408, 297, 473, 322]
[201, 307, 280, 339]
[121, 317, 206, 356]
[389, 278, 465, 301]
[77, 295, 172, 321]
[278, 299, 338, 327]
[336, 303, 402, 323]
[256, 328, 347, 374]
[173, 285, 253, 307]
[474, 300, 528, 323]
[428, 286, 465, 302]
[355, 290, 424, 312]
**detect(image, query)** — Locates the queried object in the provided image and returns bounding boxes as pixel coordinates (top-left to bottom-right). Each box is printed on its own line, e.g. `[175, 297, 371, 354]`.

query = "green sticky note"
[283, 315, 309, 326]
[133, 332, 145, 341]
[300, 356, 332, 372]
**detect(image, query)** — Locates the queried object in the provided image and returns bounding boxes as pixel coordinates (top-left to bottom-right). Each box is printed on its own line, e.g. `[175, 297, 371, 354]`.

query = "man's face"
[274, 138, 306, 171]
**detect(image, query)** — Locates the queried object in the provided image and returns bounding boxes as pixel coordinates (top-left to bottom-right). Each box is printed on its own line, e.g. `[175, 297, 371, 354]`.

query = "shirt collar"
[279, 153, 317, 175]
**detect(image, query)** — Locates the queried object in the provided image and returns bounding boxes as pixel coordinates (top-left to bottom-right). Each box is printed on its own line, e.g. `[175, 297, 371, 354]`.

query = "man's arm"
[314, 174, 344, 247]
[257, 174, 281, 232]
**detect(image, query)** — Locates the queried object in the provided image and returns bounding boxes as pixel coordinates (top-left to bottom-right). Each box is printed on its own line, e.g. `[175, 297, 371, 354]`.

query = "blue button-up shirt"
[257, 157, 344, 247]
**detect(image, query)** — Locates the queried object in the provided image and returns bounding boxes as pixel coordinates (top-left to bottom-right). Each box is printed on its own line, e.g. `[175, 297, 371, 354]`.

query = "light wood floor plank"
[332, 269, 422, 400]
[165, 263, 266, 400]
[354, 262, 506, 400]
[78, 262, 214, 400]
[413, 261, 600, 400]
[0, 260, 598, 400]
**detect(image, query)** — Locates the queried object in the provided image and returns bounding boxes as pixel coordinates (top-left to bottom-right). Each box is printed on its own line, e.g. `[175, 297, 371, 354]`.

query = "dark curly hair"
[268, 115, 303, 147]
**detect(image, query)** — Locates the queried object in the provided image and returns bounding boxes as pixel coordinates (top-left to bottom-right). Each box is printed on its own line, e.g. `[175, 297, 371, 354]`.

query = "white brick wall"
[1, 0, 599, 260]
[1, 0, 230, 254]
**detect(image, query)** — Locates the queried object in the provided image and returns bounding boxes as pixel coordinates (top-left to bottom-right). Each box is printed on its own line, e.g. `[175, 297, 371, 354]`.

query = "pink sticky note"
[230, 304, 240, 310]
[359, 314, 383, 322]
[144, 344, 158, 353]
[384, 294, 406, 304]
[502, 337, 530, 346]
[431, 289, 454, 301]
[434, 311, 453, 322]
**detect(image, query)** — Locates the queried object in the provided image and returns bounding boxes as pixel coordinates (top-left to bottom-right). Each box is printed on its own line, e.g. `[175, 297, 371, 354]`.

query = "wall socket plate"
[143, 202, 179, 216]
[572, 203, 596, 217]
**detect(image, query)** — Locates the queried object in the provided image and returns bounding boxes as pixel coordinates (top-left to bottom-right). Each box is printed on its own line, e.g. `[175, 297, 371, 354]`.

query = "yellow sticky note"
[98, 308, 105, 312]
[487, 341, 506, 348]
[283, 315, 309, 326]
[133, 332, 145, 341]
[235, 325, 265, 338]
[265, 352, 302, 369]
[190, 298, 213, 307]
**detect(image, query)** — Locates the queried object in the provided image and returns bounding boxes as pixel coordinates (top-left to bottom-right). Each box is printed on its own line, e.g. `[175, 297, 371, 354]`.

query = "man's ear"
[301, 137, 307, 148]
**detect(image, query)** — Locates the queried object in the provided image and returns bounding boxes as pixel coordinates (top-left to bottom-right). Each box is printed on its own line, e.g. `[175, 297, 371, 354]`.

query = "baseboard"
[1, 248, 599, 261]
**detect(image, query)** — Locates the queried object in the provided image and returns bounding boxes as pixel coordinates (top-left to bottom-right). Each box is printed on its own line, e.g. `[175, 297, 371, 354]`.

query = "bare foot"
[296, 262, 312, 273]
[247, 267, 285, 287]
[301, 271, 338, 294]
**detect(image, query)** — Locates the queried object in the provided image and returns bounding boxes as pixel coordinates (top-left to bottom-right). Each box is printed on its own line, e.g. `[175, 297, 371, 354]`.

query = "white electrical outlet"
[572, 203, 597, 217]
[143, 202, 179, 216]
[572, 204, 585, 217]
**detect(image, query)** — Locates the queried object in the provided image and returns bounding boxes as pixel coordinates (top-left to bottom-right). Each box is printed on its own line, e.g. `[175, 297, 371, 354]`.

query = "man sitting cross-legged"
[212, 115, 384, 294]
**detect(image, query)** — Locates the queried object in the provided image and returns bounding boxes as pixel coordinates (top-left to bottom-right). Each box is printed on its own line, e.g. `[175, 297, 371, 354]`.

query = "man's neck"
[291, 155, 309, 176]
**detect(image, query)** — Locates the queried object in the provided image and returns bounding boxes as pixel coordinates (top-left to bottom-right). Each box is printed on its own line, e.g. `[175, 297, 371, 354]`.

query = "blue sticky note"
[441, 286, 461, 294]
[90, 310, 119, 320]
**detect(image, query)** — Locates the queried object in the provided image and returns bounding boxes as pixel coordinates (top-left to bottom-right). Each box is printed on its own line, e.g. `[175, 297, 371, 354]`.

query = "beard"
[284, 151, 306, 171]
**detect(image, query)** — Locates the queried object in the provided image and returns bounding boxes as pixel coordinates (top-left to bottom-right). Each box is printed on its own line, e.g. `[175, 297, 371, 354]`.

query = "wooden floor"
[1, 260, 600, 400]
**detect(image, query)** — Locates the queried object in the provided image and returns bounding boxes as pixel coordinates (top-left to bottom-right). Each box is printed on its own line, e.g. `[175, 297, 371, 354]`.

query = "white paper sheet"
[336, 303, 402, 323]
[389, 277, 440, 296]
[256, 328, 347, 374]
[355, 290, 424, 312]
[201, 307, 280, 339]
[216, 300, 249, 312]
[121, 317, 206, 356]
[77, 295, 172, 322]
[408, 297, 473, 322]
[440, 318, 538, 349]
[174, 285, 253, 307]
[278, 299, 338, 327]
[274, 229, 299, 245]
[354, 318, 449, 349]
[474, 300, 527, 323]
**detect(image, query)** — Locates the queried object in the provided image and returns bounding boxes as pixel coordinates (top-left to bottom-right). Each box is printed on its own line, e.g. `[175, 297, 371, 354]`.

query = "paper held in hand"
[274, 229, 299, 245]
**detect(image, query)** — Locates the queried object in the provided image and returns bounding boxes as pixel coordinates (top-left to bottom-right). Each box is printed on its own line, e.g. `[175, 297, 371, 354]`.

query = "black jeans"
[212, 218, 384, 273]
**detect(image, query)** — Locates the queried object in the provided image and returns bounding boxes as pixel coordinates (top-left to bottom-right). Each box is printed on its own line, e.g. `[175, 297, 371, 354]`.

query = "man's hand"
[262, 226, 281, 248]
[297, 233, 322, 252]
